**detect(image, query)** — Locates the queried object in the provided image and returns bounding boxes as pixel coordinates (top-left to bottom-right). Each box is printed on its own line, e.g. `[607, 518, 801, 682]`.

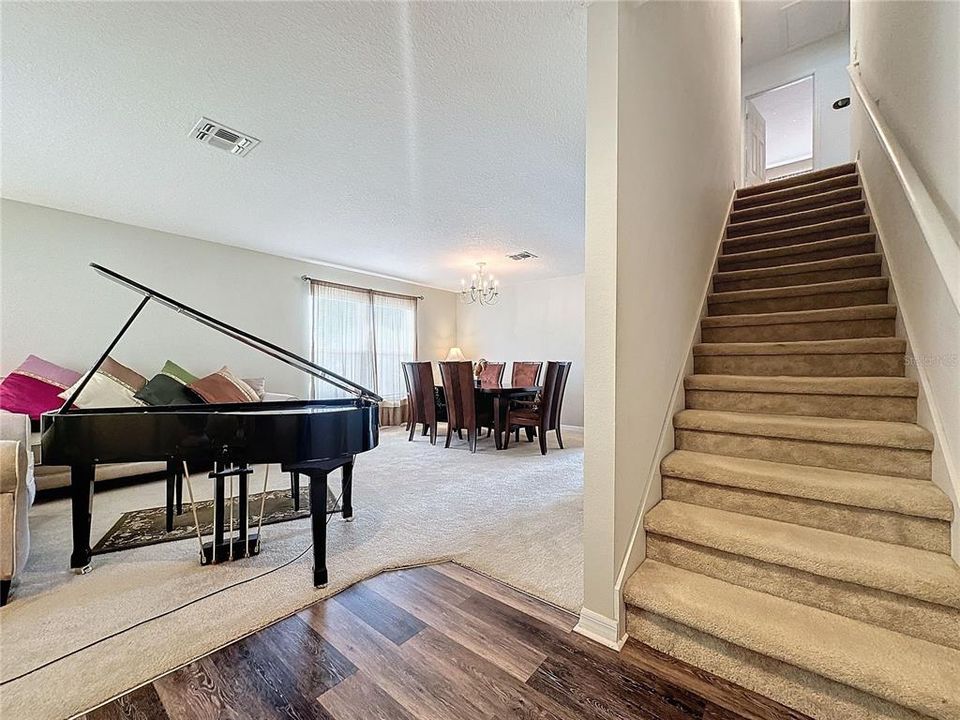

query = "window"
[308, 280, 417, 408]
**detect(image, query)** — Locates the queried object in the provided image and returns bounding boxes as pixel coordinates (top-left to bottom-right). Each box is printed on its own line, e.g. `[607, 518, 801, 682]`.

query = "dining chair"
[439, 361, 493, 452]
[510, 361, 543, 443]
[504, 361, 572, 455]
[404, 361, 439, 444]
[402, 362, 414, 433]
[511, 361, 542, 387]
[478, 362, 505, 387]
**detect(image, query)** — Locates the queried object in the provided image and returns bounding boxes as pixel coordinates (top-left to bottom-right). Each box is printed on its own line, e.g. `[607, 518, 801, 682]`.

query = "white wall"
[851, 0, 959, 240]
[581, 0, 741, 632]
[850, 0, 960, 558]
[743, 31, 852, 173]
[457, 274, 584, 427]
[0, 200, 457, 397]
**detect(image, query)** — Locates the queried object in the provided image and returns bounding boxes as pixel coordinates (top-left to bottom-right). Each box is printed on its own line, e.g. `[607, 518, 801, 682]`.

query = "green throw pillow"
[160, 360, 198, 385]
[133, 360, 204, 406]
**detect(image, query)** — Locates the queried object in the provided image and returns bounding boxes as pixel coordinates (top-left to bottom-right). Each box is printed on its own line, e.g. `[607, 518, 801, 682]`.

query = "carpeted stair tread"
[643, 501, 960, 608]
[729, 185, 863, 223]
[726, 200, 866, 238]
[700, 304, 896, 329]
[736, 163, 858, 198]
[733, 173, 860, 211]
[624, 560, 960, 720]
[673, 409, 932, 450]
[709, 276, 888, 306]
[713, 253, 882, 285]
[694, 336, 905, 357]
[661, 450, 952, 520]
[717, 234, 876, 270]
[684, 374, 918, 398]
[722, 216, 871, 254]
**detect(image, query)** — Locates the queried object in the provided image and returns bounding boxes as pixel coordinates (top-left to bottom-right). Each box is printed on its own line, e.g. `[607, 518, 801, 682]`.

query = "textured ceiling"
[1, 2, 586, 289]
[741, 0, 848, 69]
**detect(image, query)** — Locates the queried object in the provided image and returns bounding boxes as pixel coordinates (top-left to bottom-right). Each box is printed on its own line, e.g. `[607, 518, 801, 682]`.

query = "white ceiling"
[741, 0, 849, 69]
[750, 76, 814, 167]
[1, 2, 586, 290]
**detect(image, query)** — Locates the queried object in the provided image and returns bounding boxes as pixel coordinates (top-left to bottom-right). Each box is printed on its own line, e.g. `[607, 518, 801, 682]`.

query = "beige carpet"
[0, 426, 583, 719]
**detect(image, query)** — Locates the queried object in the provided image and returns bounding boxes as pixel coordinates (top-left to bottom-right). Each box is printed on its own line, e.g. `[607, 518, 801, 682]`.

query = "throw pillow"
[59, 357, 147, 409]
[189, 366, 261, 404]
[135, 360, 204, 406]
[0, 355, 83, 420]
[242, 377, 265, 400]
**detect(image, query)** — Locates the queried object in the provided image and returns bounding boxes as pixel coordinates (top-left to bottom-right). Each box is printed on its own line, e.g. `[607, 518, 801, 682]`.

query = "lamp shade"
[444, 347, 467, 362]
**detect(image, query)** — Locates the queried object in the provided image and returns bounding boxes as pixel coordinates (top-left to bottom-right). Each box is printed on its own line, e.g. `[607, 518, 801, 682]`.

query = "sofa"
[1, 411, 36, 605]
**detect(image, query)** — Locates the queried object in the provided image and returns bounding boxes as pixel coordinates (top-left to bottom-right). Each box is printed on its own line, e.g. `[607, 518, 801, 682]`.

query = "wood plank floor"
[85, 563, 809, 720]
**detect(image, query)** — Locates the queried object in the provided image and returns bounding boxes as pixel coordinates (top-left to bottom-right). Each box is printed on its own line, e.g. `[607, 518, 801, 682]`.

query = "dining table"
[434, 382, 540, 450]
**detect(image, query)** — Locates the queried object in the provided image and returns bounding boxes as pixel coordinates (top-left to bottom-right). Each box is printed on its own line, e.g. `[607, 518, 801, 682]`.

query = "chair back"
[404, 361, 436, 426]
[539, 361, 572, 431]
[439, 361, 476, 431]
[478, 362, 505, 387]
[511, 361, 542, 387]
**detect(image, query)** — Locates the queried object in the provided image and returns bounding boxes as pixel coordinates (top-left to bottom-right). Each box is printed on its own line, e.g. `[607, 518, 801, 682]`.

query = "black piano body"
[40, 263, 382, 587]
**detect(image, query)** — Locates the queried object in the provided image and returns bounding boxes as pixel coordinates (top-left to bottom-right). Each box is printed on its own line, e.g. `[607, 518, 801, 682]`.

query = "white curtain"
[373, 293, 418, 404]
[309, 281, 417, 423]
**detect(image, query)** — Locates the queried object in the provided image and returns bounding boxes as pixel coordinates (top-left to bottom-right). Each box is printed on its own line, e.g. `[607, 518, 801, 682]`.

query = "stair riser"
[626, 609, 929, 720]
[723, 218, 871, 255]
[674, 428, 931, 479]
[713, 263, 881, 293]
[730, 187, 863, 223]
[684, 389, 917, 422]
[726, 202, 866, 238]
[694, 352, 905, 377]
[734, 174, 861, 211]
[718, 239, 876, 272]
[644, 536, 960, 652]
[662, 478, 948, 552]
[709, 288, 889, 316]
[701, 317, 895, 344]
[737, 165, 858, 199]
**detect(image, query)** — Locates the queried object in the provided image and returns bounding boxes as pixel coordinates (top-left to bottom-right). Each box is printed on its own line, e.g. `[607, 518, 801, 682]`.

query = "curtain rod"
[301, 275, 424, 301]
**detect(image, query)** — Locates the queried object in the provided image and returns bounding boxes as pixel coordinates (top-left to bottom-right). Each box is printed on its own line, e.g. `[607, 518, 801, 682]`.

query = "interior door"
[744, 99, 767, 187]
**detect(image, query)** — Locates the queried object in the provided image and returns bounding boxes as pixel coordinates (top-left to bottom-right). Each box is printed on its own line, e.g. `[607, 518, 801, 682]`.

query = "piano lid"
[60, 263, 383, 409]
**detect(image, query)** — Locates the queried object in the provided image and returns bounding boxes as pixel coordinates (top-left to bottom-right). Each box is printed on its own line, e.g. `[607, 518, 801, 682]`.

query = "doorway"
[744, 75, 815, 185]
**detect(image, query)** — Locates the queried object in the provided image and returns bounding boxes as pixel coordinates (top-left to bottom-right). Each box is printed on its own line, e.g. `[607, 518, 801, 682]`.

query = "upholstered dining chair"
[477, 362, 505, 387]
[511, 361, 542, 387]
[402, 362, 414, 433]
[403, 361, 439, 444]
[504, 361, 572, 455]
[439, 361, 493, 452]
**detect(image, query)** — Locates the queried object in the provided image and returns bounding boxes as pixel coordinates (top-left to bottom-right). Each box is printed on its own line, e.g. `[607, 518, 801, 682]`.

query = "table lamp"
[444, 347, 466, 362]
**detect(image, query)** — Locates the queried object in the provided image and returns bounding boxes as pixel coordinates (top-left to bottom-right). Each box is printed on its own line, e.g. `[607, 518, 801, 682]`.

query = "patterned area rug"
[92, 484, 338, 555]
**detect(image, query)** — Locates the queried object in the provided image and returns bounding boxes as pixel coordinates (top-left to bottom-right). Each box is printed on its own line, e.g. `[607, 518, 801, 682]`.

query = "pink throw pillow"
[0, 355, 82, 420]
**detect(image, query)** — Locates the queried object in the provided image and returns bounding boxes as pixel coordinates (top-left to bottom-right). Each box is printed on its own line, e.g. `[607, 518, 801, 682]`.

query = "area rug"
[0, 426, 583, 720]
[91, 486, 334, 554]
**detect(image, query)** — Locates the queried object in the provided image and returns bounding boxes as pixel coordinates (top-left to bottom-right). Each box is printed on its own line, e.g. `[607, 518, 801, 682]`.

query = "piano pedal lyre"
[182, 460, 260, 566]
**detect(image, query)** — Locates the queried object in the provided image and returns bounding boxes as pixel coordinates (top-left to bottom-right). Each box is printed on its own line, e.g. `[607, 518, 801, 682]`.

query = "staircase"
[624, 163, 960, 720]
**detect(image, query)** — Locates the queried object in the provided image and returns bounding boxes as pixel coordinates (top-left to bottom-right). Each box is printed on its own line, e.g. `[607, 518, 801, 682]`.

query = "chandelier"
[459, 262, 500, 306]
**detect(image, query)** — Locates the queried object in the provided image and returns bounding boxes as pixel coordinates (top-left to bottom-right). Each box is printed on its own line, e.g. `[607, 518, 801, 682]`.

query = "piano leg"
[237, 463, 249, 558]
[309, 471, 328, 588]
[341, 459, 354, 521]
[291, 471, 300, 511]
[213, 463, 226, 563]
[70, 464, 95, 572]
[165, 459, 178, 532]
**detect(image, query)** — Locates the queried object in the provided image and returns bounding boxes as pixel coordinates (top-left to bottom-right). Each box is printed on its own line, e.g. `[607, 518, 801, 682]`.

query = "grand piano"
[41, 264, 380, 587]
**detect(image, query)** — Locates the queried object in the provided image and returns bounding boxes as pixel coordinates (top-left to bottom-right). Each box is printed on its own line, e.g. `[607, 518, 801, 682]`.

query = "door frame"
[743, 71, 817, 182]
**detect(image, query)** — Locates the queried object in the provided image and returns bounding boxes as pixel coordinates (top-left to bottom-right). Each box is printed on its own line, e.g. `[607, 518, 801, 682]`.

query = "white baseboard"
[574, 608, 627, 650]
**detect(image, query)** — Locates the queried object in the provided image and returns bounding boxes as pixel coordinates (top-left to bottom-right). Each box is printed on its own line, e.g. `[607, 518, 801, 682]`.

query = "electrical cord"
[1, 483, 343, 686]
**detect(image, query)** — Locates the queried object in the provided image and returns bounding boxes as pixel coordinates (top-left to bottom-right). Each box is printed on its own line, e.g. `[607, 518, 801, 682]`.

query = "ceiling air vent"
[507, 250, 539, 261]
[190, 117, 260, 157]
